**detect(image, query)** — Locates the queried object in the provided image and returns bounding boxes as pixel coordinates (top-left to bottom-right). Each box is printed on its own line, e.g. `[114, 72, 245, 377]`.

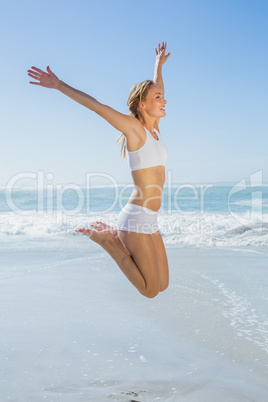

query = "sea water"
[1, 180, 268, 249]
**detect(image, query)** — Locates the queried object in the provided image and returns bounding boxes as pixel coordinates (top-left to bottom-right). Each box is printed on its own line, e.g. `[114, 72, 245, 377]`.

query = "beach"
[1, 236, 267, 402]
[2, 0, 268, 398]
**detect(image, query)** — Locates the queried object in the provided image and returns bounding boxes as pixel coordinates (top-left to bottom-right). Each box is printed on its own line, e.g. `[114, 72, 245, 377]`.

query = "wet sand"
[0, 240, 267, 401]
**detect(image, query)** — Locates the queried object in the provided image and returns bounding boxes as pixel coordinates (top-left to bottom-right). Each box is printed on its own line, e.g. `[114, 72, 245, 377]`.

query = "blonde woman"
[28, 42, 171, 298]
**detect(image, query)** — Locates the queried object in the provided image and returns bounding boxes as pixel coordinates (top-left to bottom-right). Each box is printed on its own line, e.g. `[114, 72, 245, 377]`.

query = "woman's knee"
[160, 274, 169, 292]
[141, 289, 159, 298]
[141, 284, 160, 298]
[142, 282, 168, 297]
[160, 281, 169, 293]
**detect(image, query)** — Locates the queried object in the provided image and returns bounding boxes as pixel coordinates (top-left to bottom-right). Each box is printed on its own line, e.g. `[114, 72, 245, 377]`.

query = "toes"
[82, 229, 95, 237]
[75, 228, 94, 237]
[90, 221, 111, 231]
[90, 222, 98, 228]
[90, 223, 103, 231]
[75, 223, 116, 237]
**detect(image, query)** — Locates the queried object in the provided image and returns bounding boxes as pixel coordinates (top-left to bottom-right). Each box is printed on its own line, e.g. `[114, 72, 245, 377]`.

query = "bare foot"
[75, 227, 112, 244]
[76, 222, 130, 255]
[90, 221, 117, 235]
[90, 222, 131, 255]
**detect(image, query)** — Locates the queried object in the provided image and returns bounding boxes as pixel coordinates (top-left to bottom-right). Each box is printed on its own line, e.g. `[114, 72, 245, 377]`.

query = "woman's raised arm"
[28, 66, 139, 136]
[153, 42, 171, 93]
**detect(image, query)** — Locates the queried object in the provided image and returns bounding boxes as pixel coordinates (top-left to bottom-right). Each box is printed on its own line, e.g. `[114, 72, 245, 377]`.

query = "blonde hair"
[117, 80, 155, 158]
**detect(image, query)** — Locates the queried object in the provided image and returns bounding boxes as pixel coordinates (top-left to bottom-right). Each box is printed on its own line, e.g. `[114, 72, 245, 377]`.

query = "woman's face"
[141, 85, 167, 118]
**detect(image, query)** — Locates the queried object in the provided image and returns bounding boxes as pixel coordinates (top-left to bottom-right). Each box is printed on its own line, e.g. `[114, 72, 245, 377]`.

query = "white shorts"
[117, 203, 159, 234]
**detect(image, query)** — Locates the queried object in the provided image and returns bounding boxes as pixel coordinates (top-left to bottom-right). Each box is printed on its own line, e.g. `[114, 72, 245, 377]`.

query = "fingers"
[28, 72, 41, 84]
[28, 70, 41, 78]
[47, 65, 54, 75]
[28, 67, 43, 82]
[156, 41, 168, 55]
[28, 74, 40, 81]
[30, 66, 45, 74]
[47, 65, 58, 80]
[28, 66, 54, 77]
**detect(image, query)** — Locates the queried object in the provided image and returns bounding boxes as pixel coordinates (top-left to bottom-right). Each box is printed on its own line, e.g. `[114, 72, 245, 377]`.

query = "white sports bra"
[127, 127, 168, 171]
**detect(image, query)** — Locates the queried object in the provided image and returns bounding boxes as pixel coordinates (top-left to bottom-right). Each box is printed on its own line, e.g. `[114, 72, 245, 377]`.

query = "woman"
[28, 42, 171, 298]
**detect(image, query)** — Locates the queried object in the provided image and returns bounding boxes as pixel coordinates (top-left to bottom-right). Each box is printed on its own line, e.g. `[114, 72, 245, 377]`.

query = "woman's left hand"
[28, 66, 59, 89]
[155, 42, 171, 65]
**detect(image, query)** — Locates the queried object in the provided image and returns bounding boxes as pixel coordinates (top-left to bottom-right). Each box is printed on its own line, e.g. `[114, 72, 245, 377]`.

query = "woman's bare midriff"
[128, 165, 166, 211]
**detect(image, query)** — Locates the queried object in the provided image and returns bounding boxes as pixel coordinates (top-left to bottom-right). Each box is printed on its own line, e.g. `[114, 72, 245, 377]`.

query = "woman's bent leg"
[118, 230, 161, 298]
[77, 227, 161, 298]
[151, 231, 169, 292]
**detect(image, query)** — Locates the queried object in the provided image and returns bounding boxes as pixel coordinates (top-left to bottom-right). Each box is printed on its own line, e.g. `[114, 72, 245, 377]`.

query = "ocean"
[1, 179, 268, 249]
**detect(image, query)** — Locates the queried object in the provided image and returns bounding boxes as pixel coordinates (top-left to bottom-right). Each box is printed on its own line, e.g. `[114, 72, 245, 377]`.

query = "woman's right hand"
[155, 42, 171, 66]
[28, 66, 59, 89]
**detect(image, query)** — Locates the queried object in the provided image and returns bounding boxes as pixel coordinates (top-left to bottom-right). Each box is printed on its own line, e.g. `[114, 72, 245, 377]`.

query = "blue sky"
[1, 0, 268, 186]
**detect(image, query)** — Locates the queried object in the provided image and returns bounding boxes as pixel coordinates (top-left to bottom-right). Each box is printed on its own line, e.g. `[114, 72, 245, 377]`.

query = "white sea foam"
[203, 275, 268, 354]
[1, 211, 268, 249]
